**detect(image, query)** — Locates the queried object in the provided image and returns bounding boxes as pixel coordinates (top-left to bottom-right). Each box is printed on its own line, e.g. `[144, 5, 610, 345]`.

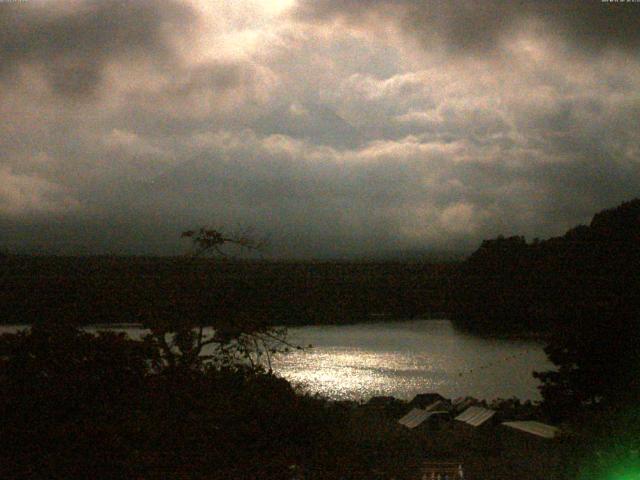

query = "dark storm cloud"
[1, 0, 639, 258]
[296, 0, 640, 56]
[0, 0, 196, 97]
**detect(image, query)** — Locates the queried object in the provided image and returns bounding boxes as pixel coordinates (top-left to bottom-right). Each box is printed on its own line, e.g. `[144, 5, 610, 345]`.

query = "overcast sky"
[1, 0, 639, 258]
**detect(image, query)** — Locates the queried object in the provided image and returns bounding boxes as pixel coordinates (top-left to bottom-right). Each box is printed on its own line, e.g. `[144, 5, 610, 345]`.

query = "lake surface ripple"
[271, 320, 552, 401]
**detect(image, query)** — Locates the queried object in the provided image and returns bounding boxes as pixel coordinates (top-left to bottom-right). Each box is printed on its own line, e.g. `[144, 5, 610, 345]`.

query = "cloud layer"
[1, 0, 639, 257]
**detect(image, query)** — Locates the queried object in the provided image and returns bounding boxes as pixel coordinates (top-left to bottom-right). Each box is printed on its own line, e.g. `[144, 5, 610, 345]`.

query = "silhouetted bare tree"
[141, 227, 290, 373]
[181, 227, 268, 258]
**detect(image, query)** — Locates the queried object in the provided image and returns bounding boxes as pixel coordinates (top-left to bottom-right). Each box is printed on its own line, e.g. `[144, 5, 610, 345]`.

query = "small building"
[451, 396, 478, 413]
[409, 393, 446, 409]
[398, 408, 451, 430]
[499, 421, 562, 478]
[501, 421, 560, 440]
[398, 408, 429, 429]
[455, 406, 496, 427]
[420, 462, 464, 479]
[425, 400, 447, 412]
[449, 406, 500, 455]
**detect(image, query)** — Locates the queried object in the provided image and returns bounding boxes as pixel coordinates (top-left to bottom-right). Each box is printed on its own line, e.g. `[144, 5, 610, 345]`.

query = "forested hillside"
[0, 257, 453, 326]
[450, 199, 640, 334]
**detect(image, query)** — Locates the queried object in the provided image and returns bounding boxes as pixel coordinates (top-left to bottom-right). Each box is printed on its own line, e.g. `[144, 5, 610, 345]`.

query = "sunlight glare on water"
[271, 320, 552, 401]
[276, 349, 448, 400]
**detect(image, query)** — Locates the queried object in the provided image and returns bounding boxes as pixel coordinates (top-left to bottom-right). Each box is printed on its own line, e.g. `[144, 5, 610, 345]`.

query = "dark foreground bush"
[0, 323, 421, 479]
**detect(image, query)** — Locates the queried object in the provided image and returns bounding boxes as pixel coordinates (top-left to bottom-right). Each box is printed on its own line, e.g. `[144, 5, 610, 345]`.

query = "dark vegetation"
[0, 322, 423, 479]
[450, 199, 640, 411]
[1, 199, 639, 478]
[0, 256, 453, 327]
[451, 199, 640, 478]
[450, 198, 640, 336]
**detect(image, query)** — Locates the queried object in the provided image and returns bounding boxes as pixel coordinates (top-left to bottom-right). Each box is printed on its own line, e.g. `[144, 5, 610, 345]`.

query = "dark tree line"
[0, 256, 453, 327]
[450, 199, 640, 334]
[450, 199, 640, 421]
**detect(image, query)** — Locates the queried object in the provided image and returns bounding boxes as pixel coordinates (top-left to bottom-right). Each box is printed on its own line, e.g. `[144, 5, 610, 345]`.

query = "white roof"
[502, 421, 560, 439]
[425, 400, 446, 412]
[398, 408, 449, 429]
[452, 397, 477, 411]
[455, 406, 496, 427]
[399, 408, 429, 429]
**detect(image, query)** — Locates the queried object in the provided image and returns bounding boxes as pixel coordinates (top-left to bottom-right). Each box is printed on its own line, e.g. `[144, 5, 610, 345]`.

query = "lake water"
[0, 320, 552, 402]
[271, 320, 552, 401]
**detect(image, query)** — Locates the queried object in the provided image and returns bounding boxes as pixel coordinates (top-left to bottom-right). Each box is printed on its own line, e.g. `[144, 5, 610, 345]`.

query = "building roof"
[425, 400, 446, 412]
[501, 421, 560, 439]
[398, 408, 450, 429]
[455, 406, 496, 427]
[452, 396, 477, 412]
[410, 393, 445, 407]
[399, 408, 429, 428]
